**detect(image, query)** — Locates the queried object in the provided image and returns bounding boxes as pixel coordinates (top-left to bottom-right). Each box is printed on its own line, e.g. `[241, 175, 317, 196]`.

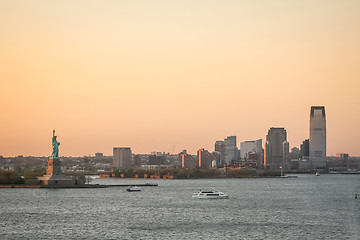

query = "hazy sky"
[1, 0, 359, 157]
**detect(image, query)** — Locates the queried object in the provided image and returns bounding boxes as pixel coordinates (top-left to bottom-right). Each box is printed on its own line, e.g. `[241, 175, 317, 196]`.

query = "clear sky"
[1, 0, 359, 157]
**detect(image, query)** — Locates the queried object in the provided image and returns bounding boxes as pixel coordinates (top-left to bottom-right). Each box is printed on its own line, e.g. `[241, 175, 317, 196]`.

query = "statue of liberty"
[51, 129, 60, 158]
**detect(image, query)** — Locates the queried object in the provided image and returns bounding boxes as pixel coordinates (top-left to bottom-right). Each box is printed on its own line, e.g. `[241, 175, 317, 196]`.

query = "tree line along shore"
[102, 168, 281, 179]
[0, 168, 284, 185]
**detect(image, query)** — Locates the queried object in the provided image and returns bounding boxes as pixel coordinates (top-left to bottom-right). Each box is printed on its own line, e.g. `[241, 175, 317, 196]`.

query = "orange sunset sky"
[1, 0, 359, 157]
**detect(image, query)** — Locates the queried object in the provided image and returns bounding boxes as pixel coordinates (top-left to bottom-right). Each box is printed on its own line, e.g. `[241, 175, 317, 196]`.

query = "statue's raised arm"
[51, 129, 60, 159]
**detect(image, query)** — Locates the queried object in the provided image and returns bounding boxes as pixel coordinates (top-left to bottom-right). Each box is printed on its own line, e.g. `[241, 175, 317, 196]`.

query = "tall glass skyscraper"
[264, 127, 288, 169]
[224, 136, 237, 165]
[309, 106, 326, 168]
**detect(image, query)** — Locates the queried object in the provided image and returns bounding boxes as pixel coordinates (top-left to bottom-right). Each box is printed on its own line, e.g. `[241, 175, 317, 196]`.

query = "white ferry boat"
[192, 190, 229, 199]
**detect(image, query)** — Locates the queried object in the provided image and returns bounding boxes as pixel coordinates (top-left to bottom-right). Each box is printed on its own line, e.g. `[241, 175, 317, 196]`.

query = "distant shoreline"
[0, 183, 158, 189]
[0, 184, 107, 189]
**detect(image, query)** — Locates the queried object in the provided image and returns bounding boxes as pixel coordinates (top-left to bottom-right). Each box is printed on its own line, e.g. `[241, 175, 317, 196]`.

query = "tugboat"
[127, 186, 141, 192]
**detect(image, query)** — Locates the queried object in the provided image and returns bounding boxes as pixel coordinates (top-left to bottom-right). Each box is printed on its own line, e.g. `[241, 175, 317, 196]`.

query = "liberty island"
[0, 130, 156, 189]
[36, 130, 81, 187]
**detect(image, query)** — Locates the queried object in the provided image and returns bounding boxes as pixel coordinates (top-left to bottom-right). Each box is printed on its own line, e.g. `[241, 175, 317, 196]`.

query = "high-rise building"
[264, 127, 288, 169]
[215, 141, 225, 166]
[309, 106, 326, 168]
[224, 136, 238, 165]
[197, 148, 213, 169]
[300, 139, 309, 158]
[113, 147, 132, 169]
[240, 139, 263, 167]
[240, 139, 262, 159]
[283, 141, 289, 163]
[180, 151, 196, 169]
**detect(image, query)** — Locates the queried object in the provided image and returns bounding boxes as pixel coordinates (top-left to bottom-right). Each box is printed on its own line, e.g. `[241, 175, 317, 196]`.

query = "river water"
[0, 174, 359, 239]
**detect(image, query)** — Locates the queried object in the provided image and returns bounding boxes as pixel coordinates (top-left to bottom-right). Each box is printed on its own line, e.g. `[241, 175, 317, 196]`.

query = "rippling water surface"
[0, 174, 359, 239]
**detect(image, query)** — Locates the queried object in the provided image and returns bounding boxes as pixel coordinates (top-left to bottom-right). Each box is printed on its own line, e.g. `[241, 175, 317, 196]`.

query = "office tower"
[240, 139, 263, 167]
[265, 127, 288, 169]
[180, 151, 196, 169]
[309, 106, 326, 168]
[300, 139, 309, 158]
[240, 139, 263, 162]
[215, 141, 226, 166]
[224, 136, 238, 165]
[197, 148, 213, 169]
[282, 141, 289, 163]
[113, 147, 132, 169]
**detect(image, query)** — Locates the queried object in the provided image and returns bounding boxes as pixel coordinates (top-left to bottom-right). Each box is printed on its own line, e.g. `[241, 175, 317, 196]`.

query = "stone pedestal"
[46, 157, 62, 176]
[38, 157, 79, 186]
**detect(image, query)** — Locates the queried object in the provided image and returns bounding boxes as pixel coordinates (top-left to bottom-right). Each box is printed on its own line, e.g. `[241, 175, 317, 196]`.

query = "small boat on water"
[192, 190, 229, 199]
[280, 166, 288, 178]
[315, 172, 320, 176]
[127, 186, 141, 192]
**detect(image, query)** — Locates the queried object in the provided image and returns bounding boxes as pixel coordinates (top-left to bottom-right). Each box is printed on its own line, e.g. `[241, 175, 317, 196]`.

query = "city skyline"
[1, 1, 360, 157]
[0, 105, 352, 158]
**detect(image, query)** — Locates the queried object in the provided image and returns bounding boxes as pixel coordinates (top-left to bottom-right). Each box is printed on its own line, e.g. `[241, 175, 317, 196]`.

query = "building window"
[314, 151, 322, 157]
